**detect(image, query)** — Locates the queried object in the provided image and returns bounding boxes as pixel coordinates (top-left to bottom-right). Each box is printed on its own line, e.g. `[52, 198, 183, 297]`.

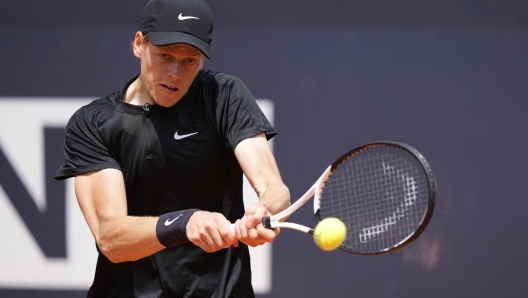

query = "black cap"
[141, 0, 213, 59]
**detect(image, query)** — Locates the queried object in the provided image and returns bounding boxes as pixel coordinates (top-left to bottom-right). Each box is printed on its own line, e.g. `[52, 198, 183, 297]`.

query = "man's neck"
[123, 76, 154, 106]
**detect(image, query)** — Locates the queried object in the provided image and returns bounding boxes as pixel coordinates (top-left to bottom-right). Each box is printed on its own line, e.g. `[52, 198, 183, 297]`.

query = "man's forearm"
[97, 216, 164, 263]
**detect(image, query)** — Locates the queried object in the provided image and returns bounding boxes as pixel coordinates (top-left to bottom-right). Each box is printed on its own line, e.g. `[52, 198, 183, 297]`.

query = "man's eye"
[160, 54, 170, 59]
[186, 59, 195, 65]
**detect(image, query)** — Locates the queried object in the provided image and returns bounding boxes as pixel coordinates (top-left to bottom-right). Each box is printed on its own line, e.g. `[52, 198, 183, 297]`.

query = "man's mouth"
[161, 84, 179, 91]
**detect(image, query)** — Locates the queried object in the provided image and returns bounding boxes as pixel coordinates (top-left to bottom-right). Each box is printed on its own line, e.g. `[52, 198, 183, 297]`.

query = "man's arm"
[233, 132, 291, 246]
[75, 169, 237, 262]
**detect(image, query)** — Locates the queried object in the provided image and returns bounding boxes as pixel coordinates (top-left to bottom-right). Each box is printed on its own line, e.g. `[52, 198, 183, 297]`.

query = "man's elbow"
[97, 235, 126, 263]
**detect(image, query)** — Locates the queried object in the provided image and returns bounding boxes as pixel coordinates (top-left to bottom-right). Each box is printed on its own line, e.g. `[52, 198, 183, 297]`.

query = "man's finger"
[219, 223, 238, 247]
[256, 224, 277, 242]
[247, 226, 259, 239]
[239, 216, 250, 239]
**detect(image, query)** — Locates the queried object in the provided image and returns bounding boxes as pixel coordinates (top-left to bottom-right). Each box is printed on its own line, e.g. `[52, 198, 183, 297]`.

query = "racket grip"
[262, 216, 272, 229]
[230, 217, 272, 234]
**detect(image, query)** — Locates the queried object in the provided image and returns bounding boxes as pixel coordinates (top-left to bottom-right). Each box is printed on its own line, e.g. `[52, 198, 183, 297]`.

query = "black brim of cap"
[148, 31, 212, 59]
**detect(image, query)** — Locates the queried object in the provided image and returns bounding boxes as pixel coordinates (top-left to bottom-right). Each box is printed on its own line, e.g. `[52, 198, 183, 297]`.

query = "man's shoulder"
[198, 69, 246, 88]
[196, 69, 253, 102]
[77, 76, 135, 118]
[77, 93, 118, 116]
[67, 90, 121, 129]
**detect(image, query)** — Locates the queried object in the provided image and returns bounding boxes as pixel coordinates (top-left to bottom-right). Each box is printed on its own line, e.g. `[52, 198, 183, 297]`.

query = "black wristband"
[156, 209, 199, 248]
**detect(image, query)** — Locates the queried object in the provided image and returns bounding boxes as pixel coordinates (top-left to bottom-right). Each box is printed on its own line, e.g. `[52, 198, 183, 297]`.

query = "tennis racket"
[234, 141, 436, 255]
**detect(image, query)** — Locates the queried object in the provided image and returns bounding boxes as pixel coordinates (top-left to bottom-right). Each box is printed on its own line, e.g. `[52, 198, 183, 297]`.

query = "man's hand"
[186, 211, 239, 253]
[233, 202, 279, 247]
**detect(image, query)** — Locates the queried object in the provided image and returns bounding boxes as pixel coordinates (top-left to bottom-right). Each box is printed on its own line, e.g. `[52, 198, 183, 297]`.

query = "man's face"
[133, 32, 205, 107]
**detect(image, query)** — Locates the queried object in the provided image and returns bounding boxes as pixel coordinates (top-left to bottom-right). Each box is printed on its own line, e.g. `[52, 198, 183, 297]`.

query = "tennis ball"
[313, 217, 347, 251]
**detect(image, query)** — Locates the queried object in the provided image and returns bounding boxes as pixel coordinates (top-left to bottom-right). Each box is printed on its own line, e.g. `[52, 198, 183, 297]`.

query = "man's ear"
[133, 31, 143, 59]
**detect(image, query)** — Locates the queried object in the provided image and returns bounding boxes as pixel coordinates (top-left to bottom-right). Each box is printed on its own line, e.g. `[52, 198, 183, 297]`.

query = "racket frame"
[313, 141, 436, 255]
[251, 141, 436, 256]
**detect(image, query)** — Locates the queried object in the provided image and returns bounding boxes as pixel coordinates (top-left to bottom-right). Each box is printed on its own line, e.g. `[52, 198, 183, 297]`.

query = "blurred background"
[1, 0, 528, 297]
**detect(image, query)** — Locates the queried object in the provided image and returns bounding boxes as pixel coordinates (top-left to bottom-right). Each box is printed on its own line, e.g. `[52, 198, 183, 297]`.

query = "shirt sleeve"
[215, 76, 277, 151]
[55, 106, 121, 180]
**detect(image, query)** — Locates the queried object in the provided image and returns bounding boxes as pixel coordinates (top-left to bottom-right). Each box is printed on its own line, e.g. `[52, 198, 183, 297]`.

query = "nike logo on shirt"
[174, 131, 198, 140]
[165, 214, 183, 226]
[178, 13, 199, 20]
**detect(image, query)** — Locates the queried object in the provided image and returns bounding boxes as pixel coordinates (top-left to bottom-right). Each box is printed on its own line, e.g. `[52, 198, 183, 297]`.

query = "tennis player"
[55, 0, 290, 296]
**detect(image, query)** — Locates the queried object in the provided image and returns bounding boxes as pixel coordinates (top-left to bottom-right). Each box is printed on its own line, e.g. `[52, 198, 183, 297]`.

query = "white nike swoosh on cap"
[174, 131, 198, 140]
[165, 214, 183, 226]
[178, 13, 200, 20]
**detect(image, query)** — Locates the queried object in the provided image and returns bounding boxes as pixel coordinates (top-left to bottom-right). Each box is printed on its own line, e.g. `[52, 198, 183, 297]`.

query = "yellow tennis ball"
[313, 217, 347, 251]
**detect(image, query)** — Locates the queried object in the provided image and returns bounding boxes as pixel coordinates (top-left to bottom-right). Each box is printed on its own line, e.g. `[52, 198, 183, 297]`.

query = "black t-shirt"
[55, 70, 276, 298]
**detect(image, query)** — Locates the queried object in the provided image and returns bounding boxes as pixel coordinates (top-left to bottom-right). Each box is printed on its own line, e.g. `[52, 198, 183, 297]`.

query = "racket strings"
[319, 146, 430, 253]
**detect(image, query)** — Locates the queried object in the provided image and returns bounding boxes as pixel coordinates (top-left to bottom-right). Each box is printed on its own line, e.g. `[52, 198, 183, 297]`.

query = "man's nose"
[167, 61, 182, 78]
